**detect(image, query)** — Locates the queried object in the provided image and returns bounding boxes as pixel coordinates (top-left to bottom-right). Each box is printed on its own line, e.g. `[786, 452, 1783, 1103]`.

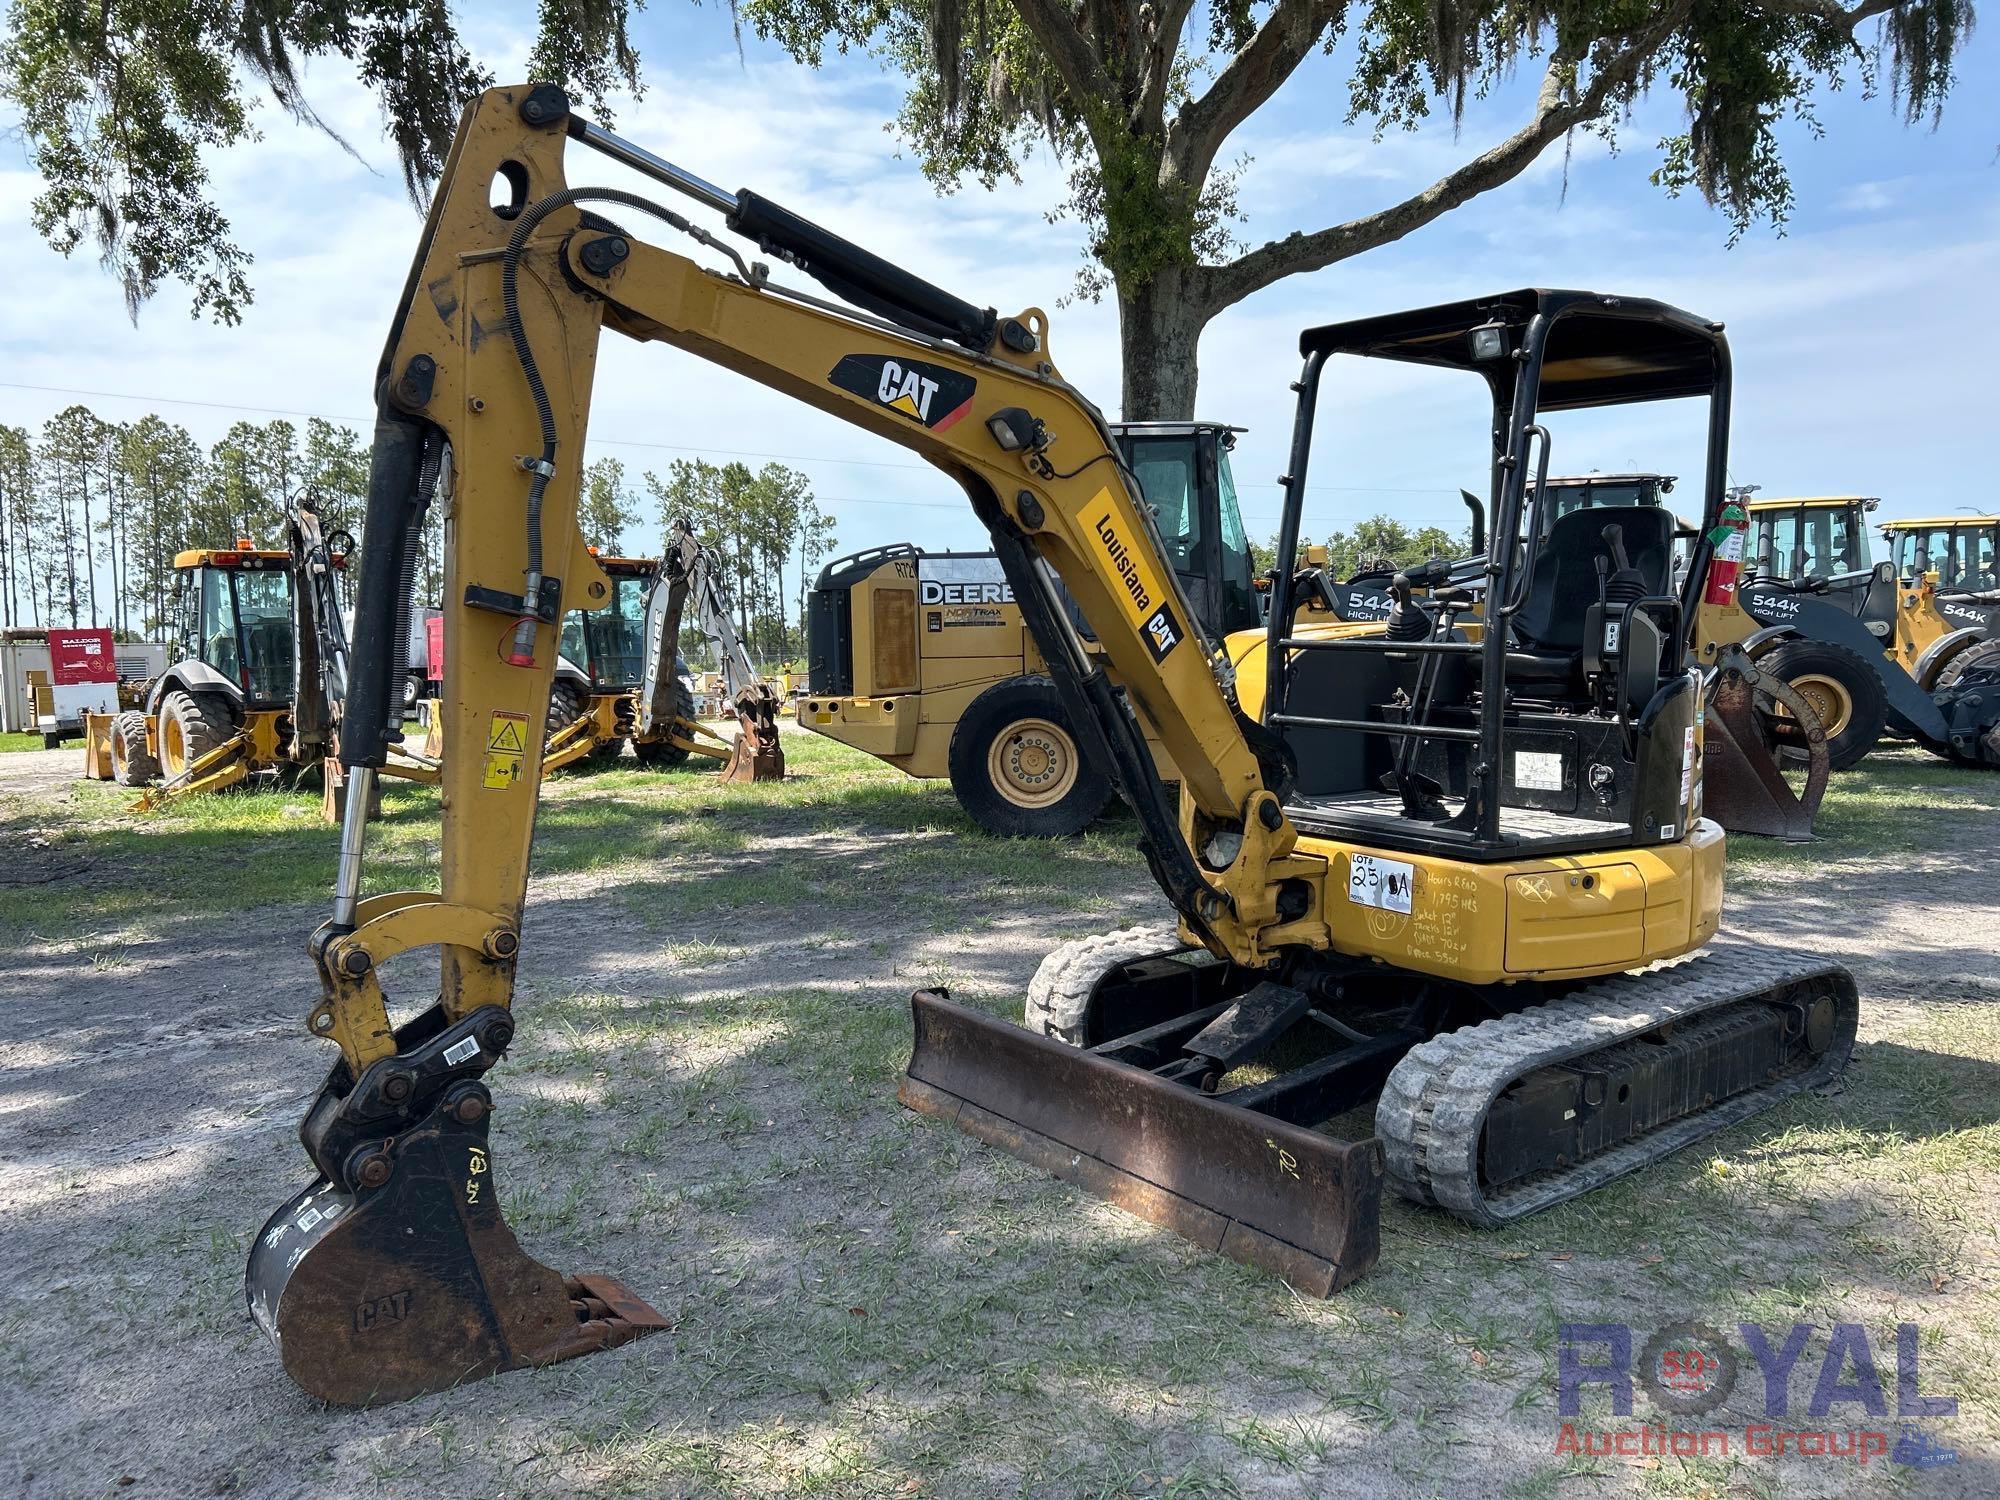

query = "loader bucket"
[245, 1081, 666, 1406]
[900, 990, 1384, 1295]
[1701, 648, 1828, 843]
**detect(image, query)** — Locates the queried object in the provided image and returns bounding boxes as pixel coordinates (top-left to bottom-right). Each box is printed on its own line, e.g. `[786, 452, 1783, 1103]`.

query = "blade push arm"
[311, 84, 1320, 1095]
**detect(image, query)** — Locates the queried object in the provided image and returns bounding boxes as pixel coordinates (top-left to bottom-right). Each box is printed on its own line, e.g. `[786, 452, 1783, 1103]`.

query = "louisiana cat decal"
[828, 354, 977, 431]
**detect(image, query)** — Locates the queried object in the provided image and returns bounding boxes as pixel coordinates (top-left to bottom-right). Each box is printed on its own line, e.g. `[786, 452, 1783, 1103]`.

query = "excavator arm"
[637, 518, 786, 780]
[246, 84, 1319, 1405]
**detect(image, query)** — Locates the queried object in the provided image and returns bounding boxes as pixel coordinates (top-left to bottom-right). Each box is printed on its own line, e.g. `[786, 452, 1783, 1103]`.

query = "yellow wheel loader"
[244, 86, 1858, 1406]
[1741, 496, 2000, 769]
[798, 421, 1260, 832]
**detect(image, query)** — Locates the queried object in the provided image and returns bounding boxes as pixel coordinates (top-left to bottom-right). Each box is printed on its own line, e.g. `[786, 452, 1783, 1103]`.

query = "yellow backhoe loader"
[245, 86, 1857, 1406]
[538, 548, 735, 771]
[102, 500, 437, 810]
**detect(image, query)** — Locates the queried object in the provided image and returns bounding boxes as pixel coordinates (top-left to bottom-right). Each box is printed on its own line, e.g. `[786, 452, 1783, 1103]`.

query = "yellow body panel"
[797, 548, 1186, 781]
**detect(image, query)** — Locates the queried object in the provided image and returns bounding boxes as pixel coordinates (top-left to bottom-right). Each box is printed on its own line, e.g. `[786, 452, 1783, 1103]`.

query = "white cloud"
[2, 23, 1994, 573]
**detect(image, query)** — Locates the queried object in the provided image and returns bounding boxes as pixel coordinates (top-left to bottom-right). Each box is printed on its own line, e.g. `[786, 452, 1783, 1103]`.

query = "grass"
[6, 730, 1998, 1496]
[1724, 747, 2000, 883]
[0, 730, 45, 752]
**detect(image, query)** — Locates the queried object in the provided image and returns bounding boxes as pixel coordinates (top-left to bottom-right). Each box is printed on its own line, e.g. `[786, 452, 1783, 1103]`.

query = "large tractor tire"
[545, 679, 590, 746]
[1927, 638, 2000, 769]
[947, 676, 1110, 838]
[157, 689, 235, 780]
[634, 682, 696, 769]
[1754, 639, 1887, 772]
[110, 710, 160, 787]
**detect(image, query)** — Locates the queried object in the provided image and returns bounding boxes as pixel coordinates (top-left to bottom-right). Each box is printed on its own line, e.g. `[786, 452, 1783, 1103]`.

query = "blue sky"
[3, 6, 1995, 572]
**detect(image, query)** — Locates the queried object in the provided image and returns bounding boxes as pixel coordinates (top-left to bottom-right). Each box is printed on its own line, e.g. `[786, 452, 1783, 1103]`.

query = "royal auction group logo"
[1555, 1320, 1958, 1469]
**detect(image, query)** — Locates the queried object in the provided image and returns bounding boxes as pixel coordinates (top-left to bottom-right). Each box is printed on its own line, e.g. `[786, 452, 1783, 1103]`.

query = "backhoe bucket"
[900, 990, 1384, 1295]
[245, 1083, 666, 1406]
[1701, 649, 1828, 843]
[720, 700, 785, 782]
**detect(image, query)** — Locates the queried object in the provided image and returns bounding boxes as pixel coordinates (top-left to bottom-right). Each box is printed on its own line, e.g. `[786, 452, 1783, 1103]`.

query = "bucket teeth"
[244, 1083, 666, 1405]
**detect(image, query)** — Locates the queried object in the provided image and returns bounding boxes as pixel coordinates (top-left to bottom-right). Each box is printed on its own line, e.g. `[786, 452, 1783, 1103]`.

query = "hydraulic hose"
[383, 441, 443, 716]
[498, 183, 741, 666]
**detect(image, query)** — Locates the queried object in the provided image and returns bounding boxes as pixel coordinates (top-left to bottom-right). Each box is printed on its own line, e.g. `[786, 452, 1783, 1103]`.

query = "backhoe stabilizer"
[245, 1080, 667, 1406]
[900, 990, 1385, 1294]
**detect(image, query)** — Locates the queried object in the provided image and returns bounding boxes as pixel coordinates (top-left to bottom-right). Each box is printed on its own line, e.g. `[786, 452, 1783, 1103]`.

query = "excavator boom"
[250, 84, 1308, 1404]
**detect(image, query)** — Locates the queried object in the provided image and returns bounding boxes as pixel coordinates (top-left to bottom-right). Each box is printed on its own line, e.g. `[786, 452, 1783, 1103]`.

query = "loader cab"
[1743, 497, 1898, 632]
[1884, 515, 2000, 635]
[170, 545, 297, 709]
[1113, 422, 1261, 640]
[1885, 517, 2000, 592]
[1259, 289, 1734, 862]
[559, 554, 655, 694]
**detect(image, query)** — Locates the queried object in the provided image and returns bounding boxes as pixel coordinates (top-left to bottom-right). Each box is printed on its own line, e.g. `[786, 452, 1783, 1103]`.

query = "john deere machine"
[799, 420, 1259, 832]
[245, 86, 1859, 1405]
[105, 502, 437, 807]
[1741, 495, 2000, 768]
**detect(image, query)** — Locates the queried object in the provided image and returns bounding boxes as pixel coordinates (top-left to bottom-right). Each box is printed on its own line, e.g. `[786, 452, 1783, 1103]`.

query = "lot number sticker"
[1348, 853, 1414, 914]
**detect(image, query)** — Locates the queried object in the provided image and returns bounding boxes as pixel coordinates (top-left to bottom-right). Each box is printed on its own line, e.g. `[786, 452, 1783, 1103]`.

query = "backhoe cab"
[246, 87, 1857, 1406]
[542, 550, 721, 770]
[799, 419, 1257, 833]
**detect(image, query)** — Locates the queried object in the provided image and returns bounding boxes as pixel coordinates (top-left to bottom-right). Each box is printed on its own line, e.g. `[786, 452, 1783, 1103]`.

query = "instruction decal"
[1080, 488, 1182, 661]
[482, 710, 530, 790]
[828, 354, 976, 431]
[1348, 853, 1414, 915]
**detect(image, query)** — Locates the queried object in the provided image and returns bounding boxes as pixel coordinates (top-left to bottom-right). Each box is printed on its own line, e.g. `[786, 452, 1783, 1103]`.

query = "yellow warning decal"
[482, 710, 530, 789]
[1080, 487, 1170, 630]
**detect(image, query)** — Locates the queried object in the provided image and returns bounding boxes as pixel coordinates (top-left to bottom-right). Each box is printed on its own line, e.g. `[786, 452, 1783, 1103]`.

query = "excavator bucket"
[245, 1082, 666, 1406]
[720, 693, 786, 782]
[1700, 646, 1829, 843]
[900, 990, 1385, 1295]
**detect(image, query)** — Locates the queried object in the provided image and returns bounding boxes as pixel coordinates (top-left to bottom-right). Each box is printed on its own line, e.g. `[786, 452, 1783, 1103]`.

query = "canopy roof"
[1299, 289, 1726, 411]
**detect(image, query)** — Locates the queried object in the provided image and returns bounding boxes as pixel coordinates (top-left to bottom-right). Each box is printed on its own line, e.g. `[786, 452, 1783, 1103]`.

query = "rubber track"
[1022, 924, 1191, 1042]
[1376, 944, 1858, 1227]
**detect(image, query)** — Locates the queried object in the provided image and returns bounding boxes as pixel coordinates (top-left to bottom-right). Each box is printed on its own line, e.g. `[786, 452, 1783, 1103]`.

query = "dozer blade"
[245, 1082, 666, 1406]
[1700, 647, 1827, 842]
[900, 990, 1384, 1295]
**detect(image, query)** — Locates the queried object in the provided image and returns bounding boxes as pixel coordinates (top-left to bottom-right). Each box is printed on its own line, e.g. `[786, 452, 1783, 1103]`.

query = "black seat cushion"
[1512, 505, 1676, 655]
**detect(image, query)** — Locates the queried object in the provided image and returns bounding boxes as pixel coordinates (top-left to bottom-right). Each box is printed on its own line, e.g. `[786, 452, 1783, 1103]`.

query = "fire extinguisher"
[1703, 499, 1749, 607]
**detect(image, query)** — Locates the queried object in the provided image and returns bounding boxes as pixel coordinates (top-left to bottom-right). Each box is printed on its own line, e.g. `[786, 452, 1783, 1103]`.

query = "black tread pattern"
[1376, 944, 1858, 1227]
[1022, 923, 1193, 1042]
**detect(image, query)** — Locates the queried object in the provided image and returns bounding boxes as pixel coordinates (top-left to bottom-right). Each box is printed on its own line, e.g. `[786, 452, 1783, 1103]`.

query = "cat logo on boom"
[828, 354, 977, 431]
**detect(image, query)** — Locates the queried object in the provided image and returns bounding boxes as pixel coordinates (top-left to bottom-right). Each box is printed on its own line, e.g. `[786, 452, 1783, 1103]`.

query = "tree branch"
[1204, 10, 1689, 314]
[1009, 0, 1121, 130]
[1762, 0, 1907, 29]
[1136, 0, 1202, 133]
[1167, 0, 1345, 188]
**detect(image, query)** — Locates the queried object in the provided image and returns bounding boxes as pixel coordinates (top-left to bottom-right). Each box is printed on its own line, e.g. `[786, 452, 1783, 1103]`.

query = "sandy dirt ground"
[1, 739, 1995, 1499]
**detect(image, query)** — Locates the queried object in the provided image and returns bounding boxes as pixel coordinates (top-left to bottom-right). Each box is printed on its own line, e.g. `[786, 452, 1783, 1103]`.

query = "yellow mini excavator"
[246, 86, 1858, 1406]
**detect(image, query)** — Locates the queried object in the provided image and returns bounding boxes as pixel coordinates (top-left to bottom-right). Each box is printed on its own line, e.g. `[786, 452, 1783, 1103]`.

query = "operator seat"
[1506, 505, 1676, 693]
